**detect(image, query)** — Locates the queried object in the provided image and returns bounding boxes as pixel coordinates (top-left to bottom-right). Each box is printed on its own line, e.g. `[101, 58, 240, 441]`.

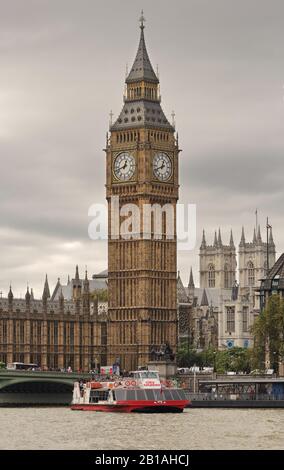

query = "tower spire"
[42, 274, 50, 300]
[230, 229, 234, 247]
[218, 228, 222, 247]
[253, 227, 257, 244]
[8, 285, 13, 302]
[25, 286, 31, 303]
[84, 269, 89, 292]
[214, 231, 218, 247]
[257, 225, 262, 243]
[188, 267, 195, 288]
[111, 15, 173, 132]
[126, 14, 158, 84]
[240, 226, 245, 246]
[200, 229, 206, 249]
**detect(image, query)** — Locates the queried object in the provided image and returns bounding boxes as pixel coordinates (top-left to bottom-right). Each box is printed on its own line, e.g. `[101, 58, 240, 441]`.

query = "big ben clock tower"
[106, 13, 179, 371]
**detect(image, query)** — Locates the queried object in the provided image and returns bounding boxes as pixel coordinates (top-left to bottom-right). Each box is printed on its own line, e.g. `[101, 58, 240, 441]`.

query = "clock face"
[113, 152, 136, 181]
[153, 152, 172, 181]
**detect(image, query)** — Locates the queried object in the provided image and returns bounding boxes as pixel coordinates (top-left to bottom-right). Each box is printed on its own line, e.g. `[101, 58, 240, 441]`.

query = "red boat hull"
[71, 400, 190, 413]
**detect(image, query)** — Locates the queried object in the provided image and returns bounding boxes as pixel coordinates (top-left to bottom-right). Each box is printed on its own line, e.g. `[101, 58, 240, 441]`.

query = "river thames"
[0, 408, 284, 449]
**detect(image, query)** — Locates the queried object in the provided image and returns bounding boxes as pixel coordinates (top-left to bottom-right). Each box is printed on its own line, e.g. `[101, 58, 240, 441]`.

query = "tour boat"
[71, 370, 190, 413]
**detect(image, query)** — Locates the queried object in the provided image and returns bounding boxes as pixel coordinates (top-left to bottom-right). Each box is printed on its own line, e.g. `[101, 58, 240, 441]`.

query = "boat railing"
[185, 392, 284, 401]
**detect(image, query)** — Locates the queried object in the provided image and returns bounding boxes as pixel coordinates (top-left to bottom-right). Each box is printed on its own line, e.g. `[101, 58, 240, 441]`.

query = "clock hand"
[157, 162, 165, 171]
[118, 160, 128, 171]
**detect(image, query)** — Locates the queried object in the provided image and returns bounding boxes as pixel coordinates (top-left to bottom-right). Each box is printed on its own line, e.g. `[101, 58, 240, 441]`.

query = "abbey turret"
[239, 225, 276, 288]
[199, 229, 237, 289]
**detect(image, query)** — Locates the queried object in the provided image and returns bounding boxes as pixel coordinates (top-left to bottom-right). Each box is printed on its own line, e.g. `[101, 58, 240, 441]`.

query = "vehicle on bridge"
[6, 362, 39, 371]
[71, 370, 190, 413]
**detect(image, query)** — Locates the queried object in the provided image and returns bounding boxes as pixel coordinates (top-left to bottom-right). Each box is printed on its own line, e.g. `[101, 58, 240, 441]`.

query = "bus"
[6, 362, 39, 371]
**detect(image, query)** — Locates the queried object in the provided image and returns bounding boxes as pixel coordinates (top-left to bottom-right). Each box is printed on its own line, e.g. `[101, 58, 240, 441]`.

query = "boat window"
[171, 390, 181, 400]
[177, 390, 186, 400]
[144, 390, 155, 400]
[89, 390, 109, 403]
[114, 389, 127, 401]
[126, 390, 136, 400]
[139, 371, 158, 379]
[152, 390, 164, 400]
[163, 390, 173, 400]
[136, 390, 146, 401]
[148, 372, 158, 378]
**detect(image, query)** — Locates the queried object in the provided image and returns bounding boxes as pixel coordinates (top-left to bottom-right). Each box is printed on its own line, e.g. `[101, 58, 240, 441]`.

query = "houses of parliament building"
[0, 268, 107, 371]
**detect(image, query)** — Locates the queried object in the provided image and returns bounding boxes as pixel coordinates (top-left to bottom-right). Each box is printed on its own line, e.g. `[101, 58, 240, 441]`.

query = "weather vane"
[171, 110, 176, 127]
[109, 110, 113, 126]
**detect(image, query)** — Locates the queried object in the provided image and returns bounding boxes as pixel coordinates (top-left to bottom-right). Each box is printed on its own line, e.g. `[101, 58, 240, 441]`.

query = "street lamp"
[213, 351, 217, 373]
[272, 351, 277, 374]
[193, 363, 197, 394]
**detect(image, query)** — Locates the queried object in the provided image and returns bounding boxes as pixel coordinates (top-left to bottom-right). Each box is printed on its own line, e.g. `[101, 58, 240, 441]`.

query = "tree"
[177, 343, 252, 373]
[90, 289, 108, 302]
[252, 294, 284, 373]
[177, 342, 203, 367]
[214, 348, 252, 374]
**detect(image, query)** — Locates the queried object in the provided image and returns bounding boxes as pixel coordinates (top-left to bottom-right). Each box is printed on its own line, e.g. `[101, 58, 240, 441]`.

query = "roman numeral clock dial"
[113, 152, 136, 181]
[153, 152, 172, 182]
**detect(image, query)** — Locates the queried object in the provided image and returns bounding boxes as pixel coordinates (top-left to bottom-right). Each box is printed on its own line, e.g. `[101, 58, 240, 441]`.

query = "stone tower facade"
[106, 16, 179, 371]
[199, 229, 237, 289]
[239, 226, 276, 288]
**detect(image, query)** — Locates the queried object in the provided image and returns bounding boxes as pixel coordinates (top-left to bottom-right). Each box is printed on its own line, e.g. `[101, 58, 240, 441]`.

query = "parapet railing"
[185, 392, 284, 401]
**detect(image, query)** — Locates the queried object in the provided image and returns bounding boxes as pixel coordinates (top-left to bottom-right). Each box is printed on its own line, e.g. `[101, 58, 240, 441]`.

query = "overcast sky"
[0, 0, 283, 297]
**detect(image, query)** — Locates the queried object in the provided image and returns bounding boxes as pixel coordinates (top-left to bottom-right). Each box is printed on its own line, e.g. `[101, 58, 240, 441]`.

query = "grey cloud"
[0, 0, 283, 295]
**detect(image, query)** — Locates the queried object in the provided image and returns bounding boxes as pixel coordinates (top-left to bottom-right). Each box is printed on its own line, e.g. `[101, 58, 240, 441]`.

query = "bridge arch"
[0, 378, 74, 394]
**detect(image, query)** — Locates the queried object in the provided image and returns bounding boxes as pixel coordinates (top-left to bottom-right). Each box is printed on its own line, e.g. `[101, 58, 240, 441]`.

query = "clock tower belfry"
[106, 13, 179, 371]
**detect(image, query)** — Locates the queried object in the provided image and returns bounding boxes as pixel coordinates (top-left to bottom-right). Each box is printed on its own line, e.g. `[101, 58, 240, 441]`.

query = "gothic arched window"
[247, 261, 255, 286]
[208, 264, 215, 288]
[224, 264, 229, 288]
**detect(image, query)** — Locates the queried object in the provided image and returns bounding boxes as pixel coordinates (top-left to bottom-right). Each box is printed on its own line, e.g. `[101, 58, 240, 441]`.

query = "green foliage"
[177, 347, 203, 368]
[214, 348, 252, 374]
[251, 294, 284, 372]
[0, 362, 5, 369]
[177, 343, 252, 373]
[90, 289, 108, 302]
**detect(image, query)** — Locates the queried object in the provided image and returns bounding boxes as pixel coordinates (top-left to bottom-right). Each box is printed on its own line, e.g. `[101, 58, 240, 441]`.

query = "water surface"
[1, 408, 283, 450]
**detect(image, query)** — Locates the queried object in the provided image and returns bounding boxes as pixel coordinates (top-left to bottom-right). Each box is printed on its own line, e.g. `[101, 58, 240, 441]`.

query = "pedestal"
[147, 361, 177, 379]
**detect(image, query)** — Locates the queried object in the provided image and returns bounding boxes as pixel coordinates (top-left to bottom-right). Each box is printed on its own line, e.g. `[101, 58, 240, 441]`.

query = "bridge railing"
[185, 392, 284, 401]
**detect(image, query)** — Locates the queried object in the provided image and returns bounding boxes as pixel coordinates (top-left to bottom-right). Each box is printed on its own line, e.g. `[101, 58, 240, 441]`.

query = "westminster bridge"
[0, 370, 92, 405]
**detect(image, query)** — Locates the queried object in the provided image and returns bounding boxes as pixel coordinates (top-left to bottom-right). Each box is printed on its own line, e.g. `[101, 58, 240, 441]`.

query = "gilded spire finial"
[171, 110, 176, 128]
[139, 10, 146, 30]
[109, 110, 113, 126]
